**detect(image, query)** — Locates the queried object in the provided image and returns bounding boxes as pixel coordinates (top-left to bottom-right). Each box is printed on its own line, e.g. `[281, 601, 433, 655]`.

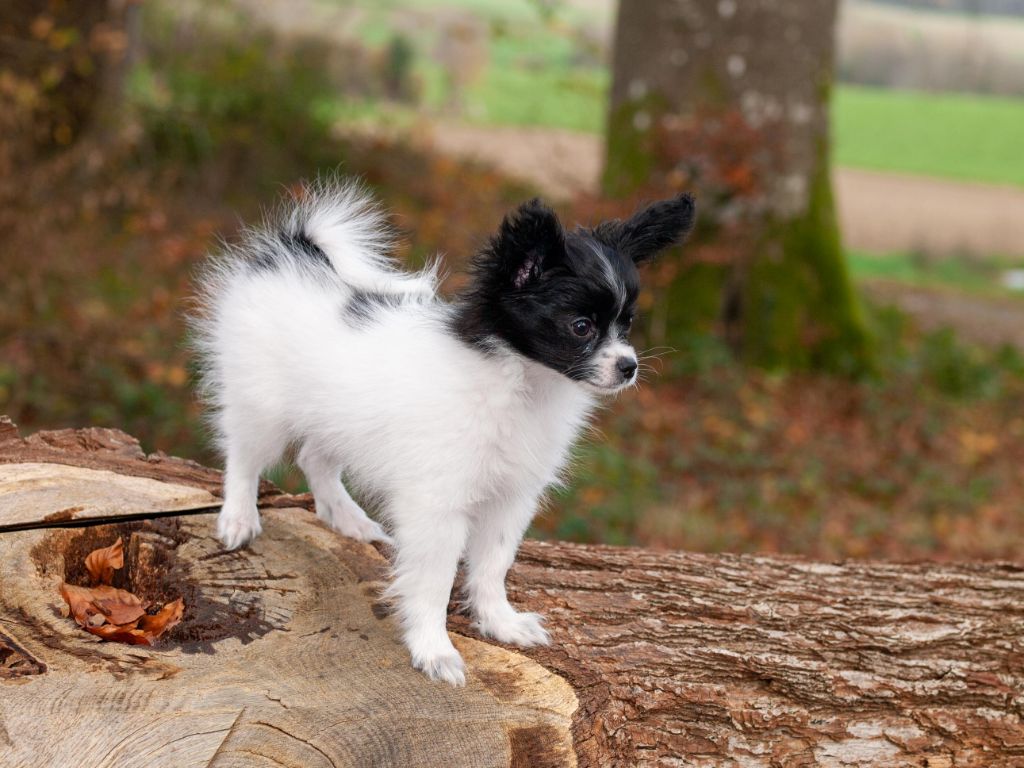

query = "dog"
[193, 180, 695, 685]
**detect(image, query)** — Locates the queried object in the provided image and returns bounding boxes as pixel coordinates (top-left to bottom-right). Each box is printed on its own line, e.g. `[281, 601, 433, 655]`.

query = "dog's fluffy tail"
[189, 178, 437, 412]
[278, 179, 439, 296]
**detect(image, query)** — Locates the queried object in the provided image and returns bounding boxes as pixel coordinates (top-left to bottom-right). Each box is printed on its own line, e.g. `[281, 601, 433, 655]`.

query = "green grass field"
[833, 86, 1024, 188]
[846, 250, 1024, 297]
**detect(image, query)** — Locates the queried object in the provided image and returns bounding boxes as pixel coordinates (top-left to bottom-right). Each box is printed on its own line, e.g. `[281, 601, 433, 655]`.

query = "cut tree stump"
[1, 416, 1022, 767]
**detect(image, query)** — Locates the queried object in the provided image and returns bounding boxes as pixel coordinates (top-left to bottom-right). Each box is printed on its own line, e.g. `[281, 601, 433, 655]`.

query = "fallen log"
[0, 417, 1021, 767]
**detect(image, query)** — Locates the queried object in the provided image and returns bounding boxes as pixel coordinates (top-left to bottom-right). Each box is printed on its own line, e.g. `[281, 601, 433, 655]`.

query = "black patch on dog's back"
[282, 231, 331, 268]
[344, 290, 408, 327]
[245, 230, 332, 273]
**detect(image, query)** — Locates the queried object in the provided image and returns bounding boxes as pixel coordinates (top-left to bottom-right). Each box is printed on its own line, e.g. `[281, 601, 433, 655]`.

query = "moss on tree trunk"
[740, 144, 873, 372]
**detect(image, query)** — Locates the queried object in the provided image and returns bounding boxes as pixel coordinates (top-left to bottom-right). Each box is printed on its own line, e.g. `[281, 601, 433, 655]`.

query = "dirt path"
[426, 122, 1024, 259]
[429, 123, 601, 201]
[862, 282, 1024, 350]
[836, 168, 1024, 259]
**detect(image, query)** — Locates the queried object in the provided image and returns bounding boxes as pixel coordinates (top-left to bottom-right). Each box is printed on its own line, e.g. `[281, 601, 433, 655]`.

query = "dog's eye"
[571, 318, 594, 337]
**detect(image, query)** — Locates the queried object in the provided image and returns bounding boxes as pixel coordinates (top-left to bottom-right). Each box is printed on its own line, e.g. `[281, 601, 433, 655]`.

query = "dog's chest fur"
[458, 354, 594, 503]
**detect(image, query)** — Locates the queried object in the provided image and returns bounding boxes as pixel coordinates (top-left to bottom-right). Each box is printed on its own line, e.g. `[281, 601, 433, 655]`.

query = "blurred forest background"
[3, 0, 1024, 560]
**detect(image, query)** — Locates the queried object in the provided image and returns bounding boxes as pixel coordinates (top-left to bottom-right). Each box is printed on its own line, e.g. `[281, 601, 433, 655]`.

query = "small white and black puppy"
[194, 180, 695, 685]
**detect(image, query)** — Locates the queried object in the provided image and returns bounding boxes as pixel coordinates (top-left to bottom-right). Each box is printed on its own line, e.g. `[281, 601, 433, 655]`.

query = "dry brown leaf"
[84, 536, 124, 585]
[60, 583, 103, 628]
[86, 622, 152, 645]
[83, 598, 185, 646]
[88, 585, 149, 625]
[60, 583, 148, 627]
[137, 598, 185, 641]
[59, 535, 185, 646]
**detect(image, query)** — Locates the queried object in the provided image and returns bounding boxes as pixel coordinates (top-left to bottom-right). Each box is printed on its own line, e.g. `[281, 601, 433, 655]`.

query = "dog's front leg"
[463, 494, 550, 647]
[386, 497, 470, 686]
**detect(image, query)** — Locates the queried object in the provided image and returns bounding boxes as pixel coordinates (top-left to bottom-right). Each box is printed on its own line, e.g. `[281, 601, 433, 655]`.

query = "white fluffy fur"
[193, 182, 598, 685]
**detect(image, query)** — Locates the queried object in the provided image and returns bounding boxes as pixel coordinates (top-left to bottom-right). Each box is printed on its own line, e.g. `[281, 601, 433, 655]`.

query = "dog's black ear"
[596, 193, 696, 265]
[493, 198, 566, 289]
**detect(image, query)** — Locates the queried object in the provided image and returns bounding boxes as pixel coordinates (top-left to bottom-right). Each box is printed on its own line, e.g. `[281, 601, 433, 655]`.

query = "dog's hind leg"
[297, 441, 392, 544]
[217, 413, 285, 550]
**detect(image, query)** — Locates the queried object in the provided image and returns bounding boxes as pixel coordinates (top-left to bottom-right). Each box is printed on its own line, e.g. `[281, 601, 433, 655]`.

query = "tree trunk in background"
[605, 0, 873, 373]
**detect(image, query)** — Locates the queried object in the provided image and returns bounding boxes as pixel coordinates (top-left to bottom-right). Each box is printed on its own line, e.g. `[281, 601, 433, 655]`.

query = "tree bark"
[1, 418, 1022, 767]
[605, 0, 872, 373]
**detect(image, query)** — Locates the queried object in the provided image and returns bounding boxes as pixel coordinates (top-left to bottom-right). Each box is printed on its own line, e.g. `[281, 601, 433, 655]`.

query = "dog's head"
[458, 194, 696, 392]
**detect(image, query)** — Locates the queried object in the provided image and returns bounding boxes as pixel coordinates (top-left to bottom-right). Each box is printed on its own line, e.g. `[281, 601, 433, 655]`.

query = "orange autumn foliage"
[83, 536, 123, 585]
[58, 537, 184, 646]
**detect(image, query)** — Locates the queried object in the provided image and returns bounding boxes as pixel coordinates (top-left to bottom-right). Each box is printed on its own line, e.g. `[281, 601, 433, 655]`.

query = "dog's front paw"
[476, 610, 551, 648]
[411, 648, 466, 687]
[217, 509, 262, 550]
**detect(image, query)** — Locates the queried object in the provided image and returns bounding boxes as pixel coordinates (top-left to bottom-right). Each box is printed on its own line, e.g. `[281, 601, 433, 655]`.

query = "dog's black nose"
[617, 356, 638, 380]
